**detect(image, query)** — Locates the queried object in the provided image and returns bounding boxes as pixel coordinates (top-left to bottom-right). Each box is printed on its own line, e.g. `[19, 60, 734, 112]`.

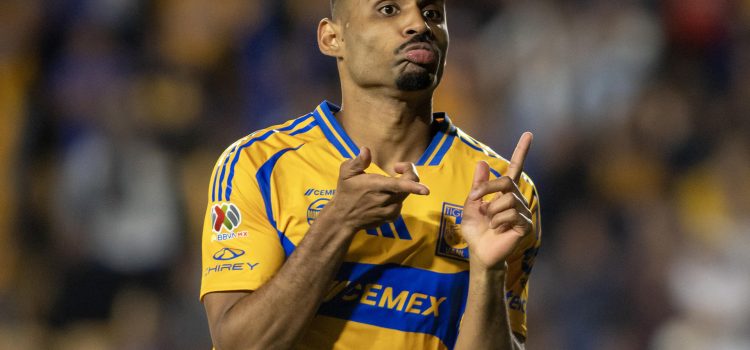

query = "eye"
[378, 4, 399, 16]
[423, 9, 443, 21]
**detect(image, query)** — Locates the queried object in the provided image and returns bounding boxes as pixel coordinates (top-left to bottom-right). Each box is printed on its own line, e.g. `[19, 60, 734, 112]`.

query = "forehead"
[335, 0, 446, 16]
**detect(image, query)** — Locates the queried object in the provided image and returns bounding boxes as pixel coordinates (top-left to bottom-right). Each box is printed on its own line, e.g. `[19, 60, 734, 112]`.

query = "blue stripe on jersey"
[429, 130, 456, 166]
[393, 216, 412, 240]
[489, 167, 502, 178]
[455, 131, 504, 178]
[366, 229, 379, 236]
[457, 135, 484, 153]
[318, 262, 469, 350]
[457, 134, 500, 159]
[213, 142, 239, 202]
[223, 115, 313, 201]
[256, 145, 305, 258]
[313, 107, 353, 159]
[416, 128, 446, 166]
[321, 101, 360, 157]
[379, 223, 395, 238]
[290, 120, 318, 136]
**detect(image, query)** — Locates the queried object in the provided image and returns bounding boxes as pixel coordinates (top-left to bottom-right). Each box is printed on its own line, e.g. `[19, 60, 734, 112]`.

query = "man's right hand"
[322, 147, 430, 233]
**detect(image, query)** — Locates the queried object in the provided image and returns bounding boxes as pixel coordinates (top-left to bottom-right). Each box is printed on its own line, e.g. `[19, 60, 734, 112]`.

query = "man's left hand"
[460, 132, 534, 271]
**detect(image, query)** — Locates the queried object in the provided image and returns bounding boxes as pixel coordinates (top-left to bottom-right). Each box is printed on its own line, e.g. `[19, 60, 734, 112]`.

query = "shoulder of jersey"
[216, 113, 320, 170]
[452, 127, 536, 189]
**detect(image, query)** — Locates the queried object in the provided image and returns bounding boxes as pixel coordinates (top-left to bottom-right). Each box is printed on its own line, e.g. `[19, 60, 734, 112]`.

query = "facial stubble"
[396, 71, 433, 91]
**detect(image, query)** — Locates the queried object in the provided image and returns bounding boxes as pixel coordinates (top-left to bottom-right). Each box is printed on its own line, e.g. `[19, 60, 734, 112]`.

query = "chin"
[396, 72, 435, 91]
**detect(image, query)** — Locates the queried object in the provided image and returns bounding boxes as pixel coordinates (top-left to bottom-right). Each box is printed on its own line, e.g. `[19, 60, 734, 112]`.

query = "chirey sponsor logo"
[213, 248, 245, 261]
[205, 248, 260, 276]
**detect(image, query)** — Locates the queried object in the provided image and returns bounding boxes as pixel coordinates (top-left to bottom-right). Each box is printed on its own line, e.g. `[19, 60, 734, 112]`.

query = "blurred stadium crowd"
[1, 0, 748, 349]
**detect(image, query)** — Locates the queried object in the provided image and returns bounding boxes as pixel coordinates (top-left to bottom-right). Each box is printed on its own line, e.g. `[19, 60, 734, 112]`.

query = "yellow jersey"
[200, 101, 541, 349]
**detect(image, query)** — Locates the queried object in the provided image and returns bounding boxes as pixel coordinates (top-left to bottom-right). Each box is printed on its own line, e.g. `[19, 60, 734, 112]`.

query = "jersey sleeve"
[505, 177, 542, 339]
[200, 143, 286, 301]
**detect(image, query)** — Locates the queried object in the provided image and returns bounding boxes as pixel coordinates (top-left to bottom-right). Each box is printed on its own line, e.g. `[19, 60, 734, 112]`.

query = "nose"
[402, 7, 429, 37]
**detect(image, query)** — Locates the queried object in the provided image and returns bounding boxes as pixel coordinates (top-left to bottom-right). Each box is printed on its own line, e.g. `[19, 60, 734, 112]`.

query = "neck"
[336, 86, 435, 175]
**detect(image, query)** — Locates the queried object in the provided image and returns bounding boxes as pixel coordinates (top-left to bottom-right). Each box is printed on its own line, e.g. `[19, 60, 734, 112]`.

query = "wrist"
[469, 253, 509, 276]
[469, 264, 507, 292]
[314, 200, 358, 238]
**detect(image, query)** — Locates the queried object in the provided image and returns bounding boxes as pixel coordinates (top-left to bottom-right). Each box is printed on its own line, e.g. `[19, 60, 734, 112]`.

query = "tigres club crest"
[436, 202, 469, 261]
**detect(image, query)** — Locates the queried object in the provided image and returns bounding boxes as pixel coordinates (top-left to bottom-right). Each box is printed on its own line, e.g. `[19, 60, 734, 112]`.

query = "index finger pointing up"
[506, 132, 533, 183]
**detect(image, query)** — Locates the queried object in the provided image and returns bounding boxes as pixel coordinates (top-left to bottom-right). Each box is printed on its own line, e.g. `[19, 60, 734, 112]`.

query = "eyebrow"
[368, 0, 444, 6]
[417, 0, 444, 7]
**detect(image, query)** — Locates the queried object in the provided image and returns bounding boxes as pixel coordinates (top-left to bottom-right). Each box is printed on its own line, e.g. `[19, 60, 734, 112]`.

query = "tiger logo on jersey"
[211, 203, 241, 233]
[436, 202, 469, 261]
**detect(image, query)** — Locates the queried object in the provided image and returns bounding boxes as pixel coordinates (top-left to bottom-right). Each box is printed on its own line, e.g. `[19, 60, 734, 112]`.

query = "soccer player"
[201, 1, 541, 349]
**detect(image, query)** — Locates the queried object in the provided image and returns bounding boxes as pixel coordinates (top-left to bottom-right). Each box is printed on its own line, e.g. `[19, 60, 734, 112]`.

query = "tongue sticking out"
[406, 49, 436, 65]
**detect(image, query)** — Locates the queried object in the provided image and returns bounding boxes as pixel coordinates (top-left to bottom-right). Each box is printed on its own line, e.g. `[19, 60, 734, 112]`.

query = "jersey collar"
[312, 101, 457, 166]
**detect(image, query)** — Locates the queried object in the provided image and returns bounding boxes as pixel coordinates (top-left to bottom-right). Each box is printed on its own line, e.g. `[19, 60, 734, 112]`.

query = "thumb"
[340, 146, 372, 179]
[468, 161, 490, 201]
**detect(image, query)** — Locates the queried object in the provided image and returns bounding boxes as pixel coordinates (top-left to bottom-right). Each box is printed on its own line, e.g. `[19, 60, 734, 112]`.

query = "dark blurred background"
[1, 0, 749, 349]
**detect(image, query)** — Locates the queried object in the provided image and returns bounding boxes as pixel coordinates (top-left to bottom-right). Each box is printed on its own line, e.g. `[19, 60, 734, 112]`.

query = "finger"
[471, 177, 516, 201]
[393, 162, 430, 196]
[486, 192, 531, 218]
[468, 161, 491, 200]
[374, 176, 429, 195]
[489, 208, 532, 233]
[485, 193, 516, 216]
[393, 162, 420, 182]
[479, 202, 490, 216]
[340, 146, 372, 179]
[506, 132, 533, 183]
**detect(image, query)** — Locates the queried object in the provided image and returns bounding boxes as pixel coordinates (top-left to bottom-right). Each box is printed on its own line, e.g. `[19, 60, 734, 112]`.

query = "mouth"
[400, 43, 438, 66]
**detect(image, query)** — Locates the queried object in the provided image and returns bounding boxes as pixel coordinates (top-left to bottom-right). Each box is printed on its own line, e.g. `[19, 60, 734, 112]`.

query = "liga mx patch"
[211, 203, 241, 233]
[436, 202, 469, 261]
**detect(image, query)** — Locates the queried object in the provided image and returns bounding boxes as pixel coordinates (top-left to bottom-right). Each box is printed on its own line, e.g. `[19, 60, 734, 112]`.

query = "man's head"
[319, 0, 449, 96]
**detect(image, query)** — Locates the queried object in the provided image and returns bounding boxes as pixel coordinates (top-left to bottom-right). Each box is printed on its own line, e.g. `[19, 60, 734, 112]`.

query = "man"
[201, 1, 541, 349]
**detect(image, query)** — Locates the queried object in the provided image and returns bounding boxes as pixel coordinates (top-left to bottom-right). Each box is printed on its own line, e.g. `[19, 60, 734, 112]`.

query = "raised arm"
[203, 148, 430, 350]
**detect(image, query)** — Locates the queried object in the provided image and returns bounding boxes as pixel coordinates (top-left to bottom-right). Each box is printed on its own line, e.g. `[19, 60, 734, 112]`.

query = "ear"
[318, 18, 343, 58]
